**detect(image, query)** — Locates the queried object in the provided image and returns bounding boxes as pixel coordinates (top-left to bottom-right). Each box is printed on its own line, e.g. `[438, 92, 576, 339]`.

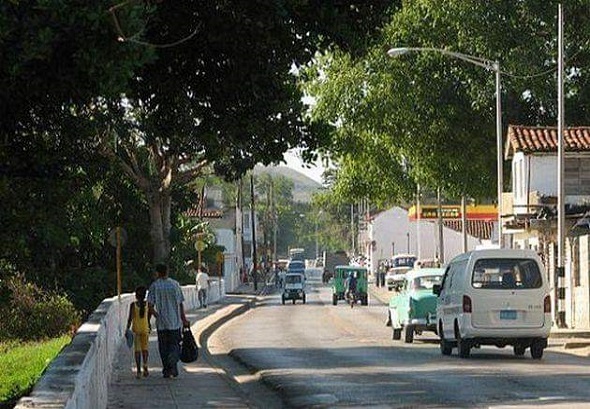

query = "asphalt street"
[210, 269, 590, 408]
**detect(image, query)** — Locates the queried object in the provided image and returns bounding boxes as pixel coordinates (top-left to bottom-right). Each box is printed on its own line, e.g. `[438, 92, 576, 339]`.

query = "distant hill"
[254, 165, 323, 203]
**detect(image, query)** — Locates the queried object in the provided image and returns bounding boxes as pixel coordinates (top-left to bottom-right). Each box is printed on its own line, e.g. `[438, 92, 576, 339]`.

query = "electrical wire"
[109, 1, 200, 49]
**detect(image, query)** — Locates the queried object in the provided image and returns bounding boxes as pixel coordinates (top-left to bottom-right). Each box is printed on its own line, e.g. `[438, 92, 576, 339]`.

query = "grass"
[0, 336, 71, 408]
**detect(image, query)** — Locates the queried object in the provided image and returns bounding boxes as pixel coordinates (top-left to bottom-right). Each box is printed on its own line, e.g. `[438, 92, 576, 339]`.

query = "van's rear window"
[472, 258, 542, 289]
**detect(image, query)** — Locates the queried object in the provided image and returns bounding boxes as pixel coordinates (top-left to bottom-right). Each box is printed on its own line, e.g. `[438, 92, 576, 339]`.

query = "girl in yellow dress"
[126, 286, 150, 378]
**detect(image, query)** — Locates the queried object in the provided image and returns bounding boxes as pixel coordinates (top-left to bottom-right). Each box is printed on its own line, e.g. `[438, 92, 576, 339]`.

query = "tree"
[93, 1, 401, 263]
[301, 1, 590, 205]
[254, 174, 295, 260]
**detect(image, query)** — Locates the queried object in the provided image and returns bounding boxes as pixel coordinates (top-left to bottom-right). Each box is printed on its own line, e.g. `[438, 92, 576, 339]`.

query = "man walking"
[196, 266, 210, 308]
[148, 263, 189, 378]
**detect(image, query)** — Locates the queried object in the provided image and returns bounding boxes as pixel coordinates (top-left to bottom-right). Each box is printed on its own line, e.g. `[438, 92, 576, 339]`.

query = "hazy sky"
[283, 149, 325, 184]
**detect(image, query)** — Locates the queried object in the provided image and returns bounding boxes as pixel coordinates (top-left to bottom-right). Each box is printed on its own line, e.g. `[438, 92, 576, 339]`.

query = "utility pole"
[250, 174, 258, 291]
[556, 3, 566, 327]
[350, 203, 355, 255]
[271, 181, 277, 264]
[437, 187, 444, 264]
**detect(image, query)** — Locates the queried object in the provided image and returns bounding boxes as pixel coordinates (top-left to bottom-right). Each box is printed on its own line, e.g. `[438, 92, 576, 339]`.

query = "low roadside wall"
[15, 280, 225, 409]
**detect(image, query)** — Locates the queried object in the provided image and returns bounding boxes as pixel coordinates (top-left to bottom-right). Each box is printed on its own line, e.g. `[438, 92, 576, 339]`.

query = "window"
[393, 257, 416, 268]
[412, 275, 442, 290]
[285, 275, 302, 284]
[471, 258, 542, 289]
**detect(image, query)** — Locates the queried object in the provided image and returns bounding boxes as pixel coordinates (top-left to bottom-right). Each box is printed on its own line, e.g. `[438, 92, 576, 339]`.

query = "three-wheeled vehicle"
[332, 266, 368, 306]
[282, 272, 306, 304]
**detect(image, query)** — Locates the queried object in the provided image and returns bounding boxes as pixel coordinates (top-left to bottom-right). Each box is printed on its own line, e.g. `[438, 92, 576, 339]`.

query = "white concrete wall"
[15, 281, 225, 409]
[574, 235, 590, 328]
[512, 154, 590, 209]
[368, 207, 481, 273]
[215, 228, 240, 291]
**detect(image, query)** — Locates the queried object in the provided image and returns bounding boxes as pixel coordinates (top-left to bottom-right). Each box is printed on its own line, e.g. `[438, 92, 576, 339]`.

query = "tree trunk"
[148, 186, 171, 263]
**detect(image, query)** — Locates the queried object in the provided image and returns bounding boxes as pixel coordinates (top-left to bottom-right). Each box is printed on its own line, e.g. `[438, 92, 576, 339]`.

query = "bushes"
[0, 274, 80, 342]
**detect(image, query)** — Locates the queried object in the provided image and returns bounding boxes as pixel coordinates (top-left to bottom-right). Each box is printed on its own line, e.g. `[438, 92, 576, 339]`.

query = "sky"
[283, 149, 326, 184]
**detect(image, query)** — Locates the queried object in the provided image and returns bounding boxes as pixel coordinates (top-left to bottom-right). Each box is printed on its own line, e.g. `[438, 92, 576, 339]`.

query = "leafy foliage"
[0, 274, 80, 341]
[301, 1, 590, 205]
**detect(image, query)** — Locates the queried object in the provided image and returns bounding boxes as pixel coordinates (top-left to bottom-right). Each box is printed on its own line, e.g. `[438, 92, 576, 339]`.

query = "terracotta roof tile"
[506, 125, 590, 157]
[443, 220, 494, 240]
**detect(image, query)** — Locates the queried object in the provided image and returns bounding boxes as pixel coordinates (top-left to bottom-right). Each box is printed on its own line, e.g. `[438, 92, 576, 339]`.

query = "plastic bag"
[125, 329, 134, 349]
[180, 326, 198, 363]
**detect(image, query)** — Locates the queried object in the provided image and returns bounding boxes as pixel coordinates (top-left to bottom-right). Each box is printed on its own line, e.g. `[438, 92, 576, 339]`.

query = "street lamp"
[388, 47, 503, 247]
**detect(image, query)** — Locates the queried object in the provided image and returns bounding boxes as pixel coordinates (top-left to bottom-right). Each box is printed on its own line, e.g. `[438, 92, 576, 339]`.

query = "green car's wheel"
[392, 328, 402, 340]
[404, 325, 414, 343]
[332, 294, 337, 305]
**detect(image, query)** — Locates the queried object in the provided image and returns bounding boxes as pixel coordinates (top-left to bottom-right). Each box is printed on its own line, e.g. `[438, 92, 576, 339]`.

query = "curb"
[190, 295, 286, 409]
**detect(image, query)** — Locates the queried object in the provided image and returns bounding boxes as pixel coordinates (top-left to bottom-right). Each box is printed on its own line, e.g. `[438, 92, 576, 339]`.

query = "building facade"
[503, 125, 590, 329]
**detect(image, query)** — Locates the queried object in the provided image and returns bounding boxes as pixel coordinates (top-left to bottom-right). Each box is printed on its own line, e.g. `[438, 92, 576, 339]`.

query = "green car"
[387, 268, 444, 343]
[332, 266, 368, 306]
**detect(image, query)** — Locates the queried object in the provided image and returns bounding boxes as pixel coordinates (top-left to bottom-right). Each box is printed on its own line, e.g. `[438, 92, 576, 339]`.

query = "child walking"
[126, 286, 150, 379]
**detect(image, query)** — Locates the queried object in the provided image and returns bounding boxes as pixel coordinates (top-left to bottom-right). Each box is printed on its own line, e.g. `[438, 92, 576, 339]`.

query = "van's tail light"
[544, 295, 551, 313]
[462, 295, 472, 313]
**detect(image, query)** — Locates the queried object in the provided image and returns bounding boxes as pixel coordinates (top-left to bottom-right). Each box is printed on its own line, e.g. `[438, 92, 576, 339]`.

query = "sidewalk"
[107, 285, 262, 409]
[368, 282, 590, 357]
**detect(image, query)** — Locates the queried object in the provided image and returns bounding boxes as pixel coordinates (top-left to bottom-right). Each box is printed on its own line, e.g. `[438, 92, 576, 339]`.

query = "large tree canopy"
[302, 0, 590, 205]
[0, 0, 396, 305]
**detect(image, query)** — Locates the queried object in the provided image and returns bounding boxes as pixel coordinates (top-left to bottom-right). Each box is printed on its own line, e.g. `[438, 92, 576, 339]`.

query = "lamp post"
[388, 47, 503, 247]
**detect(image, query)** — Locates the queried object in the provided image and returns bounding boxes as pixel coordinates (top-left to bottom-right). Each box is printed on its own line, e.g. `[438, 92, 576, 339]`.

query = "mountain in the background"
[254, 165, 323, 203]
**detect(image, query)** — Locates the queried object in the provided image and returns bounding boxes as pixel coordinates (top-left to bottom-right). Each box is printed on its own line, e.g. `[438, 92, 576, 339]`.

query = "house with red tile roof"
[503, 124, 590, 329]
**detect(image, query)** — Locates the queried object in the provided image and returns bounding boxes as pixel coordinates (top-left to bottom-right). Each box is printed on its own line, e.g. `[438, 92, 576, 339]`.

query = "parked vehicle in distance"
[434, 249, 551, 359]
[385, 254, 417, 291]
[414, 259, 441, 269]
[289, 248, 305, 261]
[323, 250, 350, 281]
[287, 260, 305, 274]
[282, 272, 306, 304]
[388, 268, 444, 343]
[332, 266, 368, 306]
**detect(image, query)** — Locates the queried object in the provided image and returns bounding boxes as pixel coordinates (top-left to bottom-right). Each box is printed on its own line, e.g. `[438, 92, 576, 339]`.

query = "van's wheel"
[392, 328, 402, 340]
[332, 294, 337, 306]
[455, 323, 470, 358]
[404, 325, 414, 343]
[439, 323, 452, 356]
[530, 340, 544, 359]
[513, 345, 526, 356]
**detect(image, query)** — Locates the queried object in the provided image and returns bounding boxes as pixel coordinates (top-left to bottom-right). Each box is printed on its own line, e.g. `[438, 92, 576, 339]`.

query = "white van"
[433, 249, 551, 359]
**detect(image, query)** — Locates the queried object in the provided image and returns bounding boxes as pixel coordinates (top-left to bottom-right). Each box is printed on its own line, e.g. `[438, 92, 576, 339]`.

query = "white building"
[362, 206, 486, 275]
[503, 125, 590, 329]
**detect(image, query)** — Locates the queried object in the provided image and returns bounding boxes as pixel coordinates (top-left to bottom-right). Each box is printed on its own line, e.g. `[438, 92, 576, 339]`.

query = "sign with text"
[418, 206, 461, 220]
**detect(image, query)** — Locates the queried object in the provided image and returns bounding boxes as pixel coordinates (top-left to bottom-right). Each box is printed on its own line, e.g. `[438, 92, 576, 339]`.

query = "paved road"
[210, 270, 590, 408]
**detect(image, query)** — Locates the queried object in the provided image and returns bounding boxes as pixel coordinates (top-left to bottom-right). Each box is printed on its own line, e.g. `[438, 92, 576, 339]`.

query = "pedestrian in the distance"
[126, 285, 150, 379]
[147, 263, 189, 378]
[196, 266, 210, 308]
